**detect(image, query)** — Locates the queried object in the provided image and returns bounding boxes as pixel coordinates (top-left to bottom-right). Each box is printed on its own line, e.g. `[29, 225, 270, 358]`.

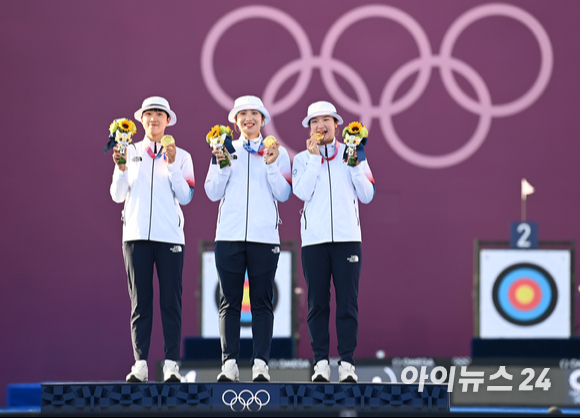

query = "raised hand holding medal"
[342, 122, 368, 167]
[161, 135, 176, 164]
[307, 132, 324, 155]
[263, 135, 280, 165]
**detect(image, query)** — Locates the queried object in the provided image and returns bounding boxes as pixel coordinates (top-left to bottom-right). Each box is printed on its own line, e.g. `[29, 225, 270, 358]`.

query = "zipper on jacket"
[273, 200, 279, 229]
[218, 197, 225, 224]
[302, 203, 308, 230]
[244, 152, 250, 240]
[147, 155, 155, 240]
[354, 199, 360, 226]
[326, 147, 334, 242]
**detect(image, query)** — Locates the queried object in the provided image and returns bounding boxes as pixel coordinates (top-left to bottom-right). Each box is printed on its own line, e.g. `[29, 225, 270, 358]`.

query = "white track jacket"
[292, 139, 375, 247]
[204, 135, 292, 244]
[110, 136, 195, 245]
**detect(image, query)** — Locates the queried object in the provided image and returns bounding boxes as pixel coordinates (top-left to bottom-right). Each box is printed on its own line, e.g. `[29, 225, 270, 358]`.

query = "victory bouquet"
[206, 125, 235, 169]
[342, 121, 369, 167]
[103, 118, 137, 165]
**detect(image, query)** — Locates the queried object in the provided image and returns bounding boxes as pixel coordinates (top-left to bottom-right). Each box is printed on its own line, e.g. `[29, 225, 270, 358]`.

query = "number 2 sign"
[510, 222, 538, 249]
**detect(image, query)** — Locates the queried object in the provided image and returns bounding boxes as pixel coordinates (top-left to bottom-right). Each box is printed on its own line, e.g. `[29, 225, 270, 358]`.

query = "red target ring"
[507, 278, 542, 311]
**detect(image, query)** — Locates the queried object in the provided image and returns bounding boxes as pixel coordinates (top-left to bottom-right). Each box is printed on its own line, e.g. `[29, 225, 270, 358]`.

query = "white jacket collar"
[318, 138, 337, 157]
[241, 133, 263, 152]
[143, 136, 159, 152]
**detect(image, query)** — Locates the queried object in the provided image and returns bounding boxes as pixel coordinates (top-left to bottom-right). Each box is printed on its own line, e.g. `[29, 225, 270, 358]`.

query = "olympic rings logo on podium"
[201, 4, 553, 168]
[222, 389, 271, 411]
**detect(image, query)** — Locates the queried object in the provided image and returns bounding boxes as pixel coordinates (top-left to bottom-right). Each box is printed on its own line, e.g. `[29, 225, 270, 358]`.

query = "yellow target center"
[515, 285, 535, 304]
[242, 280, 251, 308]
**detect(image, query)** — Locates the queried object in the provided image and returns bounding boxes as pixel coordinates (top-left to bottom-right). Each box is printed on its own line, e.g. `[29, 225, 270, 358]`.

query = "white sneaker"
[163, 359, 182, 383]
[311, 359, 330, 382]
[339, 361, 358, 383]
[252, 359, 270, 382]
[217, 359, 239, 382]
[126, 360, 148, 383]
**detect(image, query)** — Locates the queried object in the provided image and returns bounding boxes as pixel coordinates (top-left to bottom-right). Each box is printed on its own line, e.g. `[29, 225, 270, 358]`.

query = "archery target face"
[201, 250, 292, 338]
[479, 249, 571, 338]
[213, 273, 280, 327]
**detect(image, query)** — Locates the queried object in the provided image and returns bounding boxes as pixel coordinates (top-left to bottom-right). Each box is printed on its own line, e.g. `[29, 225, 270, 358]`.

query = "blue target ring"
[492, 263, 558, 326]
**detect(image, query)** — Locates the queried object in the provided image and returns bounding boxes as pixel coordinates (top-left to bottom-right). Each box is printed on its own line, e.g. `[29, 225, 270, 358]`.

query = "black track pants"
[215, 241, 280, 365]
[123, 240, 184, 361]
[301, 241, 362, 365]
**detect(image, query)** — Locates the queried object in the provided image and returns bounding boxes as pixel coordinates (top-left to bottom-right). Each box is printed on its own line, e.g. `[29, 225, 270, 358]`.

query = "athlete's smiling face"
[309, 115, 337, 145]
[141, 109, 170, 141]
[235, 109, 265, 140]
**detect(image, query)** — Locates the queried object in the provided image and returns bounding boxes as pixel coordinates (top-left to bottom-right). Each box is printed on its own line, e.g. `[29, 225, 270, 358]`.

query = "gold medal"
[161, 135, 175, 147]
[264, 135, 278, 148]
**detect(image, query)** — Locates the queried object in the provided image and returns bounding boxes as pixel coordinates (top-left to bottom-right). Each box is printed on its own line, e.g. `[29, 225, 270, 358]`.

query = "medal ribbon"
[146, 143, 165, 160]
[243, 138, 265, 156]
[321, 143, 339, 163]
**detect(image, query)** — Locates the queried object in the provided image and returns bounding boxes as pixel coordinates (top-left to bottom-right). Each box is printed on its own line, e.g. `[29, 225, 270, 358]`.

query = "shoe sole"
[126, 376, 147, 383]
[339, 376, 358, 383]
[217, 375, 239, 382]
[164, 375, 181, 383]
[252, 374, 270, 382]
[312, 375, 330, 382]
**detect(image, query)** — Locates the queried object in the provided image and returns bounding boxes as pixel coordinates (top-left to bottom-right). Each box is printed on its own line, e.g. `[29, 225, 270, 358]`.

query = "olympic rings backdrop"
[201, 3, 552, 168]
[1, 0, 580, 405]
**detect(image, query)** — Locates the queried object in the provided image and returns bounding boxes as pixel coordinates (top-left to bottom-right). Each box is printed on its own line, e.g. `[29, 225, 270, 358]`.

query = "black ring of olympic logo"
[492, 263, 558, 326]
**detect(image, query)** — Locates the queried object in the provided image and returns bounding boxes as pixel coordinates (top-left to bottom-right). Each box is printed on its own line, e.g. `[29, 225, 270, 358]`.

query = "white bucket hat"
[302, 101, 343, 128]
[134, 96, 177, 126]
[228, 95, 271, 126]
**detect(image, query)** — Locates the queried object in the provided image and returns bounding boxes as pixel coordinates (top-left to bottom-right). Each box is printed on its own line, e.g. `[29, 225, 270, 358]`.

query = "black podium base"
[472, 338, 580, 358]
[41, 382, 449, 415]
